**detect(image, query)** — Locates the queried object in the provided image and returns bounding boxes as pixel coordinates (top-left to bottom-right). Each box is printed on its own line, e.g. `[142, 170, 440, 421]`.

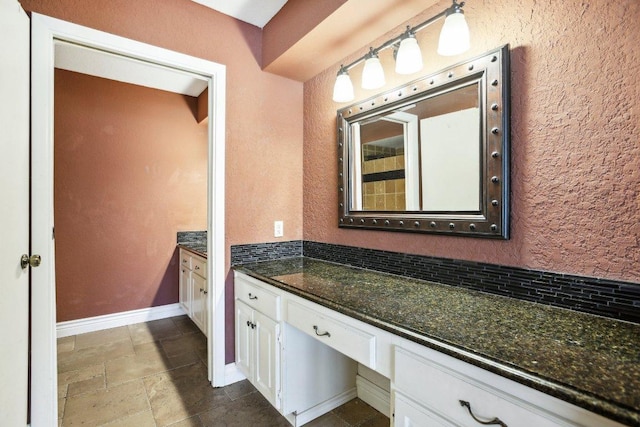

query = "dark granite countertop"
[178, 242, 207, 257]
[235, 257, 640, 426]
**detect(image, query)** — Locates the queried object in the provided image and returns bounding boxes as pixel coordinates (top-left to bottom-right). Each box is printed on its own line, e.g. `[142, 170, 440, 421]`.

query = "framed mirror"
[337, 45, 510, 238]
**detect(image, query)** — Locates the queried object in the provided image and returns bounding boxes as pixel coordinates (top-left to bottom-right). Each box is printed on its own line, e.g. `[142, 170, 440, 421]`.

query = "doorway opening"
[30, 13, 226, 424]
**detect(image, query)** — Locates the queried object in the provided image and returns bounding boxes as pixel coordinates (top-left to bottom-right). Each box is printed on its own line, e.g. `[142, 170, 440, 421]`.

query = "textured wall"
[21, 0, 304, 362]
[54, 70, 207, 321]
[303, 0, 640, 283]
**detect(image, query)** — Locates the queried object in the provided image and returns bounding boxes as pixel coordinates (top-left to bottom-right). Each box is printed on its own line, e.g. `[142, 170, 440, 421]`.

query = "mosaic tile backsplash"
[230, 240, 640, 323]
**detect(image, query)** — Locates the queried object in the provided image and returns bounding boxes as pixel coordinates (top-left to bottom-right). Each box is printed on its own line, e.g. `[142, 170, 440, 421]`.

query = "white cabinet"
[287, 300, 377, 370]
[234, 272, 359, 427]
[178, 248, 207, 336]
[191, 271, 207, 335]
[235, 298, 281, 407]
[392, 342, 625, 427]
[235, 276, 282, 408]
[234, 271, 626, 427]
[179, 259, 191, 314]
[394, 391, 455, 427]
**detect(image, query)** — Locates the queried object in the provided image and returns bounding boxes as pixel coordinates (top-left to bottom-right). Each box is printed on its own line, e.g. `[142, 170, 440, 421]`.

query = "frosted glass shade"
[361, 56, 385, 90]
[333, 72, 355, 103]
[437, 12, 470, 56]
[395, 37, 423, 75]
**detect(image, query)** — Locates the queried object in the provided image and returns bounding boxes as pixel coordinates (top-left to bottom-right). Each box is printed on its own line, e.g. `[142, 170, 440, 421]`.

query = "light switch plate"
[274, 220, 284, 237]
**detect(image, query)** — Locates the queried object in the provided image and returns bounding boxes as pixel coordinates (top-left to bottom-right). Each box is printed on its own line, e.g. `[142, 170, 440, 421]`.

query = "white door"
[0, 0, 30, 425]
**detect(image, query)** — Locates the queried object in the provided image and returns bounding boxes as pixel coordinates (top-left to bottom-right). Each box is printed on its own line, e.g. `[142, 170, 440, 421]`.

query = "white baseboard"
[223, 363, 247, 386]
[287, 387, 357, 427]
[56, 303, 186, 338]
[356, 374, 391, 418]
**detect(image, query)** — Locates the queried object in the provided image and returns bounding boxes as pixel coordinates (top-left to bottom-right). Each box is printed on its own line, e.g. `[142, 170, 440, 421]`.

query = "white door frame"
[30, 14, 226, 425]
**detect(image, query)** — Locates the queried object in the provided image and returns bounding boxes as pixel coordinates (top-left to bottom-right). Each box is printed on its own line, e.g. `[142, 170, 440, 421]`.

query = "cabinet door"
[191, 273, 207, 335]
[394, 392, 455, 427]
[179, 266, 191, 315]
[254, 310, 281, 409]
[235, 300, 253, 380]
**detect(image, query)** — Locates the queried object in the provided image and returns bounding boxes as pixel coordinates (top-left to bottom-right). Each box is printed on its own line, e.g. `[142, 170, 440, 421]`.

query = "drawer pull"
[195, 265, 200, 270]
[313, 325, 331, 338]
[248, 293, 258, 300]
[246, 320, 255, 329]
[459, 400, 507, 427]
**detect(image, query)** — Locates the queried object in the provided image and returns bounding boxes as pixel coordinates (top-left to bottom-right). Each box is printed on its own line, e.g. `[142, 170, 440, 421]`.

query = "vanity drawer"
[191, 256, 206, 278]
[287, 300, 376, 369]
[394, 346, 561, 427]
[235, 274, 281, 320]
[180, 251, 192, 270]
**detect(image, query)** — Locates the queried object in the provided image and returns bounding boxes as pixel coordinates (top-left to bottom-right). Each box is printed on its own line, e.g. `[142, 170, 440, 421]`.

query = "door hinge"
[52, 226, 55, 239]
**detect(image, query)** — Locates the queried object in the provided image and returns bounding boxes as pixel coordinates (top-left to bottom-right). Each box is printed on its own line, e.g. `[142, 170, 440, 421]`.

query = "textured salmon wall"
[21, 0, 303, 362]
[303, 0, 640, 283]
[54, 70, 207, 321]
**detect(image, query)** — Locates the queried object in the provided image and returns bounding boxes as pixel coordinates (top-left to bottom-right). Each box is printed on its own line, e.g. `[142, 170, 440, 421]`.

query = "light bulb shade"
[395, 37, 423, 75]
[361, 56, 385, 90]
[333, 72, 355, 103]
[437, 12, 470, 56]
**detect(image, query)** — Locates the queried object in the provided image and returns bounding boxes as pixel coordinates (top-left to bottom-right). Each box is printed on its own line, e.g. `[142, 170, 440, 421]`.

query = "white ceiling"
[191, 0, 288, 28]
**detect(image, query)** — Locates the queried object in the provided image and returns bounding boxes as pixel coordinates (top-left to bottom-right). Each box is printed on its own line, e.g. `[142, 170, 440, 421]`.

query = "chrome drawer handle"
[459, 400, 507, 427]
[313, 325, 331, 338]
[248, 293, 258, 300]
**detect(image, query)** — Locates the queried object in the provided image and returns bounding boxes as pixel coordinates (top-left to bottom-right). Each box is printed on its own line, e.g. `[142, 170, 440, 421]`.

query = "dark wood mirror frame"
[337, 45, 510, 239]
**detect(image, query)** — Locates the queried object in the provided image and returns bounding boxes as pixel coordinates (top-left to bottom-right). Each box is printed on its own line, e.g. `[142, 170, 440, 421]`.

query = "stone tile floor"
[57, 315, 389, 426]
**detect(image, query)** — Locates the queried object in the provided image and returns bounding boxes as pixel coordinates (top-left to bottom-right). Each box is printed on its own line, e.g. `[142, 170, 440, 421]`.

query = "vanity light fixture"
[437, 1, 470, 56]
[332, 65, 355, 103]
[395, 28, 423, 75]
[361, 48, 386, 89]
[332, 0, 470, 102]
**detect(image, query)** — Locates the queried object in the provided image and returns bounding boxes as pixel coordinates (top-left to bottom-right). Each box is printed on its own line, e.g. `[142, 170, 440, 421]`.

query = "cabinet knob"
[248, 293, 258, 300]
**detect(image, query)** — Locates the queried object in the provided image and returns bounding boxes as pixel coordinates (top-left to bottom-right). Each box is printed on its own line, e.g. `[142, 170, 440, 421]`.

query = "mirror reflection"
[353, 83, 481, 213]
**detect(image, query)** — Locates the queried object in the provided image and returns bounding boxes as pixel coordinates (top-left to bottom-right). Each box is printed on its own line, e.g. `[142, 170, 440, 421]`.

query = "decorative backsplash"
[177, 230, 207, 245]
[231, 240, 640, 323]
[230, 240, 303, 265]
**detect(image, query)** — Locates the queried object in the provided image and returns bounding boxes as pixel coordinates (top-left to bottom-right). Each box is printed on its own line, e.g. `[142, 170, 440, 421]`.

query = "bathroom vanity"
[179, 247, 208, 336]
[234, 257, 638, 427]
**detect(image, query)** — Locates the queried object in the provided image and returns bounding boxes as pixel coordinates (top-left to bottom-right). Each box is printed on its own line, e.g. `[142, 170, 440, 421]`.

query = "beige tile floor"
[57, 315, 389, 426]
